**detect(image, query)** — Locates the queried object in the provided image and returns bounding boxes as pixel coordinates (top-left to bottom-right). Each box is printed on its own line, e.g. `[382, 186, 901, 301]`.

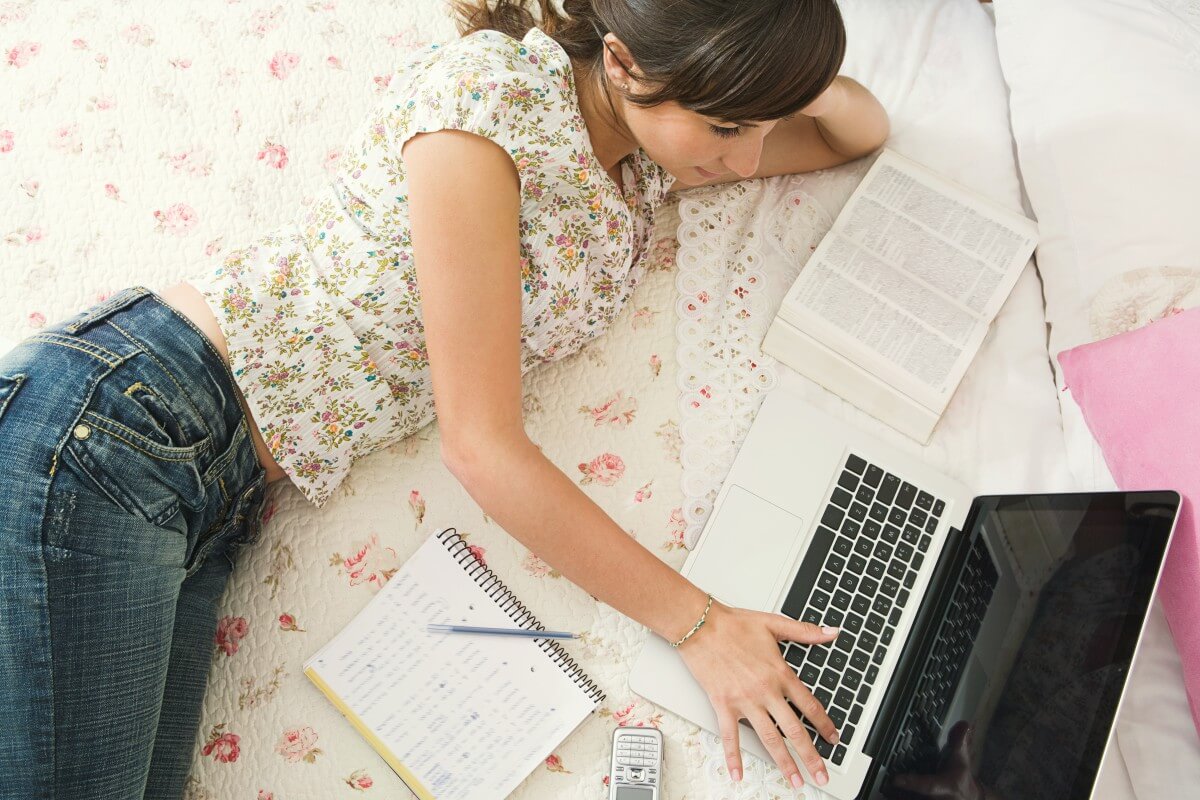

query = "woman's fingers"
[773, 616, 841, 646]
[715, 707, 744, 783]
[768, 697, 831, 787]
[745, 708, 808, 789]
[784, 669, 840, 745]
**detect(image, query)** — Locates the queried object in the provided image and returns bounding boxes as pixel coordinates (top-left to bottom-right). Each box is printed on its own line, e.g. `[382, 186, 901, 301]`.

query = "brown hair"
[451, 0, 846, 124]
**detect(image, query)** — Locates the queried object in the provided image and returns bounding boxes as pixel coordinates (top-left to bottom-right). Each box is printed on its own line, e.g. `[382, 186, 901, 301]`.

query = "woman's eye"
[709, 124, 741, 139]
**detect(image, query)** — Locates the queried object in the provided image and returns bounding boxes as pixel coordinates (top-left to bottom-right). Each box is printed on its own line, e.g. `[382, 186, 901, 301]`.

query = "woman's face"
[624, 101, 782, 187]
[599, 34, 782, 186]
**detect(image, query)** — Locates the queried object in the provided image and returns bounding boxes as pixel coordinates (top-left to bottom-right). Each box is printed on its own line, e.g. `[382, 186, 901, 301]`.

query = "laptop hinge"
[861, 502, 981, 763]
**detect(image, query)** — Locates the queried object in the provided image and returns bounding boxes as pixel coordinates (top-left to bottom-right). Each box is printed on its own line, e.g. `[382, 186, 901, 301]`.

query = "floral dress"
[190, 27, 675, 506]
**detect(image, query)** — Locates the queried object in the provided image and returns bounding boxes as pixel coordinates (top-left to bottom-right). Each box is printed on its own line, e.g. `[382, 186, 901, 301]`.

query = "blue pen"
[427, 623, 578, 640]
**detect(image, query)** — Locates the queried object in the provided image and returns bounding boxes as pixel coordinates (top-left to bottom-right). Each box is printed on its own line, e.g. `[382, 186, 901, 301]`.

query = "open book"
[761, 147, 1038, 442]
[304, 528, 603, 800]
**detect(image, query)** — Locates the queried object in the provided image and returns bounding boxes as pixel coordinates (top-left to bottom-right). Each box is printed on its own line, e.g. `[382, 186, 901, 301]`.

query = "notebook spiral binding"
[437, 527, 606, 704]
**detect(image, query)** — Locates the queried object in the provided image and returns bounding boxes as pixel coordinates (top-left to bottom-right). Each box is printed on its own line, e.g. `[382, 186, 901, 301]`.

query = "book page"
[304, 533, 596, 800]
[776, 148, 1037, 408]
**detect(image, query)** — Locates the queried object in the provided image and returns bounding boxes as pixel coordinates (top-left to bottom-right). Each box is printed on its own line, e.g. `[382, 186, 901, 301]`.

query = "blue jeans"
[0, 287, 268, 799]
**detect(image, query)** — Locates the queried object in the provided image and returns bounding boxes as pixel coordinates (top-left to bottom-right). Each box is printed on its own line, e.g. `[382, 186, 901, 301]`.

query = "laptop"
[629, 389, 1180, 799]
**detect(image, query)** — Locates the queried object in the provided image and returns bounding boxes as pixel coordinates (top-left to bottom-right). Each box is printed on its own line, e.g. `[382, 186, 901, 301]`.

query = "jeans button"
[73, 424, 91, 440]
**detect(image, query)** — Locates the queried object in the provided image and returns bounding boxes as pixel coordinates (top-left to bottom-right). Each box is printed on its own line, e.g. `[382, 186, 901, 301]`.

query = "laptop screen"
[865, 491, 1178, 800]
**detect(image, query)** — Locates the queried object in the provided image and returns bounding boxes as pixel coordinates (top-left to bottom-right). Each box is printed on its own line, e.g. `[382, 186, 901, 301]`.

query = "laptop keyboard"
[887, 535, 999, 773]
[776, 453, 946, 767]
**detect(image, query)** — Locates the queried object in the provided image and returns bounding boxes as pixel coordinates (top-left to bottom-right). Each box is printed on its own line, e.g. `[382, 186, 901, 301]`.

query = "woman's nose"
[722, 135, 764, 178]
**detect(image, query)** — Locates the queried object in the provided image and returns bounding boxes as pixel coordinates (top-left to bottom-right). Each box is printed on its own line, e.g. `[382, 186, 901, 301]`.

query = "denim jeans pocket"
[59, 370, 212, 528]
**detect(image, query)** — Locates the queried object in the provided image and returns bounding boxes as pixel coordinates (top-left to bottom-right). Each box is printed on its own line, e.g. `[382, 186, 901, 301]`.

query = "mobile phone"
[609, 725, 663, 800]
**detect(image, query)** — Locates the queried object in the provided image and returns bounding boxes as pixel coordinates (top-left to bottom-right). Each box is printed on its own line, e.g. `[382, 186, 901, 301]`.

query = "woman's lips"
[696, 165, 723, 179]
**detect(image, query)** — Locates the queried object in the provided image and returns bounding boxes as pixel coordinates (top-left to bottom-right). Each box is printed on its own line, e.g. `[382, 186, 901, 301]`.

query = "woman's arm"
[404, 129, 842, 789]
[671, 75, 890, 190]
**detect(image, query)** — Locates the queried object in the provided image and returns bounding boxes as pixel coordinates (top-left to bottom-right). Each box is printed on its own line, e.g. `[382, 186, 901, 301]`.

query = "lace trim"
[674, 170, 869, 800]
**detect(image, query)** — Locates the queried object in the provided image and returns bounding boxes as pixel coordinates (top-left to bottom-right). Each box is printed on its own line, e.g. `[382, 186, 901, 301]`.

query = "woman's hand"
[675, 599, 841, 788]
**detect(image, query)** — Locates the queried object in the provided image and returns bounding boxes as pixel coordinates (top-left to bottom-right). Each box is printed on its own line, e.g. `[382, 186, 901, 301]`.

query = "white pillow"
[993, 0, 1200, 488]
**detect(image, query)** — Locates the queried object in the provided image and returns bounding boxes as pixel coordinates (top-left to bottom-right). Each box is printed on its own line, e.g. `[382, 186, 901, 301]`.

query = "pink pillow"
[1058, 307, 1200, 735]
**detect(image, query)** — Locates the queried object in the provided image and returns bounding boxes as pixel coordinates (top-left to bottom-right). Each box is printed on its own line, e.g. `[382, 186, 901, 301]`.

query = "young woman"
[0, 0, 888, 796]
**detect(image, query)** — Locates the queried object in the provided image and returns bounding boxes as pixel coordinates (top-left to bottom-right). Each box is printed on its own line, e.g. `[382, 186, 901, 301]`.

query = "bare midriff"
[157, 283, 289, 484]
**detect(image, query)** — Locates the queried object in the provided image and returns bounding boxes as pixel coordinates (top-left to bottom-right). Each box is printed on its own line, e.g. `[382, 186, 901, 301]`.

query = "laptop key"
[882, 524, 900, 544]
[811, 590, 830, 610]
[902, 526, 920, 545]
[828, 650, 848, 671]
[780, 525, 836, 618]
[831, 488, 853, 509]
[816, 738, 834, 758]
[835, 688, 855, 709]
[849, 704, 863, 724]
[904, 569, 918, 589]
[833, 536, 853, 557]
[865, 464, 883, 487]
[815, 688, 833, 707]
[844, 613, 863, 634]
[863, 520, 882, 539]
[925, 516, 939, 534]
[919, 532, 932, 551]
[785, 646, 807, 668]
[853, 538, 873, 557]
[841, 518, 861, 538]
[897, 543, 914, 562]
[897, 482, 917, 509]
[849, 502, 868, 522]
[860, 576, 880, 597]
[839, 574, 859, 593]
[873, 645, 887, 664]
[850, 650, 870, 671]
[910, 507, 928, 527]
[822, 505, 845, 530]
[800, 663, 820, 685]
[866, 666, 879, 684]
[807, 647, 828, 667]
[855, 486, 875, 505]
[823, 608, 845, 628]
[836, 632, 856, 652]
[827, 553, 846, 573]
[874, 542, 894, 561]
[819, 669, 840, 690]
[832, 590, 852, 611]
[916, 490, 934, 510]
[888, 560, 906, 580]
[889, 607, 902, 627]
[842, 725, 856, 746]
[933, 498, 946, 516]
[881, 626, 894, 646]
[832, 744, 847, 765]
[857, 682, 872, 704]
[843, 668, 862, 691]
[881, 576, 900, 597]
[878, 474, 899, 504]
[803, 608, 823, 625]
[849, 555, 868, 573]
[888, 507, 907, 527]
[851, 596, 870, 616]
[897, 588, 910, 608]
[818, 572, 838, 592]
[866, 558, 886, 580]
[873, 596, 893, 616]
[828, 706, 847, 728]
[846, 454, 867, 475]
[858, 631, 878, 652]
[912, 553, 925, 571]
[869, 502, 888, 523]
[865, 613, 885, 634]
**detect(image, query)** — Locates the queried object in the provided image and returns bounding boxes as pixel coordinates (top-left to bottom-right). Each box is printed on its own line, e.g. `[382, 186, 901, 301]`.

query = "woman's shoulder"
[399, 27, 571, 102]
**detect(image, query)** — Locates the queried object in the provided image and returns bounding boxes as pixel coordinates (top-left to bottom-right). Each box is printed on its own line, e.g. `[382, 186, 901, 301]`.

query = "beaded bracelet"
[670, 593, 714, 648]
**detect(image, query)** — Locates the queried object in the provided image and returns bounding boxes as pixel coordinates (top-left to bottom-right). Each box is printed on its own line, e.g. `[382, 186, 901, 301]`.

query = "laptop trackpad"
[686, 485, 807, 612]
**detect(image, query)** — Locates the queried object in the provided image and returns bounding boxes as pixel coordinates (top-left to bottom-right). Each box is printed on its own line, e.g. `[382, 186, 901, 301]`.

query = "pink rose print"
[20, 179, 38, 198]
[72, 38, 88, 50]
[278, 613, 305, 633]
[631, 306, 656, 329]
[0, 130, 14, 153]
[257, 140, 288, 170]
[258, 791, 274, 800]
[6, 41, 40, 68]
[169, 57, 192, 69]
[372, 74, 391, 92]
[153, 203, 198, 236]
[632, 480, 653, 504]
[408, 489, 425, 526]
[605, 701, 664, 729]
[521, 551, 560, 578]
[120, 23, 155, 46]
[578, 452, 625, 486]
[345, 768, 374, 790]
[23, 226, 43, 244]
[268, 50, 300, 80]
[214, 615, 249, 656]
[337, 533, 399, 590]
[49, 124, 82, 154]
[94, 53, 108, 69]
[201, 724, 240, 763]
[0, 4, 29, 24]
[580, 391, 637, 428]
[467, 544, 486, 566]
[27, 312, 45, 329]
[545, 753, 572, 774]
[326, 55, 346, 70]
[163, 148, 212, 177]
[249, 7, 284, 38]
[322, 147, 342, 173]
[663, 506, 687, 552]
[275, 725, 322, 764]
[204, 236, 224, 256]
[649, 353, 662, 377]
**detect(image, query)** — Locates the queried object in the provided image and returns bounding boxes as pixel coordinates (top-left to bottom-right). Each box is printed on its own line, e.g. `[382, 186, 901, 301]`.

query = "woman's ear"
[601, 33, 639, 91]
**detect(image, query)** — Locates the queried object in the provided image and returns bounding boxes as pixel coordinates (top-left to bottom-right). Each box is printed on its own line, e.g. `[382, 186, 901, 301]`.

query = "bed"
[1, 0, 1195, 798]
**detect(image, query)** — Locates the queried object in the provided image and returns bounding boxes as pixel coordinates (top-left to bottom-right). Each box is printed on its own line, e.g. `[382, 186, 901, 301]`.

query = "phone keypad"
[614, 732, 660, 784]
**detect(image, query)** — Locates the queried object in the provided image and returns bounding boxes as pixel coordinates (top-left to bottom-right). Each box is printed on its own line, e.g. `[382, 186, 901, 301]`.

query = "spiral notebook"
[303, 528, 604, 800]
